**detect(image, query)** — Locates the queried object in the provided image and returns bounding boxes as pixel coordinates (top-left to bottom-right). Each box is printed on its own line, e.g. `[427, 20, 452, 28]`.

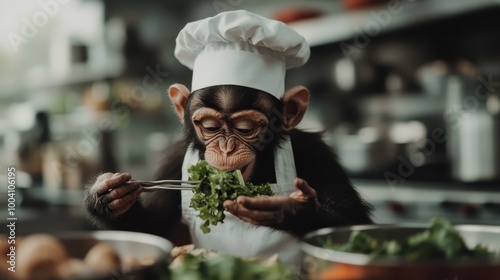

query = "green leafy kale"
[188, 160, 274, 234]
[324, 217, 499, 261]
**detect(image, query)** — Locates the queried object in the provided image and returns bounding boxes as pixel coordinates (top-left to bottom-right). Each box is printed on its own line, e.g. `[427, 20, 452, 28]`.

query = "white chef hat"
[174, 10, 310, 99]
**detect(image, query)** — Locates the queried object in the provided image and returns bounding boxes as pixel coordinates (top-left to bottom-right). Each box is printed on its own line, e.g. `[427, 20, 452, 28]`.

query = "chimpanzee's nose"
[219, 137, 236, 154]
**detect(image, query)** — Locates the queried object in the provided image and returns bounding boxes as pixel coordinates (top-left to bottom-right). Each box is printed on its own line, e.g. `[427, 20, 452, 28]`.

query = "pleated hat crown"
[174, 10, 310, 98]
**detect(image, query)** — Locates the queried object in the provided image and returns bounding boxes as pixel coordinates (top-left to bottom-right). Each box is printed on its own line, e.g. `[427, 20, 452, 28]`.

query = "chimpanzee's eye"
[235, 128, 252, 134]
[205, 127, 220, 132]
[234, 119, 256, 135]
[200, 119, 221, 132]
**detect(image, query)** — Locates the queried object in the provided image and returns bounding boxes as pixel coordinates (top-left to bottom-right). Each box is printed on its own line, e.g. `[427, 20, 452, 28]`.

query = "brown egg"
[123, 255, 156, 272]
[84, 242, 122, 274]
[57, 258, 92, 279]
[0, 235, 9, 251]
[16, 234, 69, 280]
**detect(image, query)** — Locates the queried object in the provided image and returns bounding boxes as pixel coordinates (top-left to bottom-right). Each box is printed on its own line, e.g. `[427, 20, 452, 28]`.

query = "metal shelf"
[0, 63, 123, 95]
[289, 0, 500, 47]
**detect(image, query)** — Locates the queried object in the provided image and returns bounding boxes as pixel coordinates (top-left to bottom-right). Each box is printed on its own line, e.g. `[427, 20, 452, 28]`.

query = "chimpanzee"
[84, 10, 373, 268]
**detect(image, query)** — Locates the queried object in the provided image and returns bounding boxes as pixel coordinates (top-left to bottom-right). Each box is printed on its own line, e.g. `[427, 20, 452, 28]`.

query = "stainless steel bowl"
[301, 224, 500, 280]
[56, 231, 173, 280]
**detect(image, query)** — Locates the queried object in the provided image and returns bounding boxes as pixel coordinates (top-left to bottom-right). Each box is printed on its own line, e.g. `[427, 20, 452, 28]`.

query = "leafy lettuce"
[169, 252, 293, 280]
[188, 160, 274, 233]
[325, 217, 499, 261]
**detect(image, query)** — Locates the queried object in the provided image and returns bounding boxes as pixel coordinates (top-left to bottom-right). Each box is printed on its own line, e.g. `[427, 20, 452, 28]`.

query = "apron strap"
[274, 136, 296, 193]
[181, 145, 199, 182]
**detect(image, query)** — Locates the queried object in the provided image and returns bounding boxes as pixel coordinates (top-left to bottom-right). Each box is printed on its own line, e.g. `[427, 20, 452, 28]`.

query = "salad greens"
[325, 217, 498, 261]
[168, 252, 294, 280]
[188, 160, 274, 233]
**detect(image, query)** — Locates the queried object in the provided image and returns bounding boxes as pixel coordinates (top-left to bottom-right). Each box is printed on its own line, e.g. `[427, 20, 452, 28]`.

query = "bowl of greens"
[301, 217, 500, 280]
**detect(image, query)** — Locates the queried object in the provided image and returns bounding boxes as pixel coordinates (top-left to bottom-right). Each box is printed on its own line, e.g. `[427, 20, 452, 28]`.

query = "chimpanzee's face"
[185, 86, 282, 180]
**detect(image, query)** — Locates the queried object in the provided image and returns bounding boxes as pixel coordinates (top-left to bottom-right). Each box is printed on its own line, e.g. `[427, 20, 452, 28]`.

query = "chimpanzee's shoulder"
[289, 129, 339, 163]
[290, 129, 330, 152]
[290, 129, 323, 144]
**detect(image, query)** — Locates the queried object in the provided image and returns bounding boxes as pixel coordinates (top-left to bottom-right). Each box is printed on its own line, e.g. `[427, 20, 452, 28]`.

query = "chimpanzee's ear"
[168, 84, 191, 124]
[282, 85, 309, 131]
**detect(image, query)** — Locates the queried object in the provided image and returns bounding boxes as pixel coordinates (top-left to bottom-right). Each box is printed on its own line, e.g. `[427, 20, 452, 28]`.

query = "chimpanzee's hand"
[223, 178, 320, 228]
[84, 173, 142, 218]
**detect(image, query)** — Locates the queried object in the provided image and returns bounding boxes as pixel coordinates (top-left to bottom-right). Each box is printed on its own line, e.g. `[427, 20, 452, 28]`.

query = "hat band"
[191, 49, 286, 98]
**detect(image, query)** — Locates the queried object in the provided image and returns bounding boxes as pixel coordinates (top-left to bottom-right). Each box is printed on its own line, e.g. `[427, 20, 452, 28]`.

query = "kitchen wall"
[1, 0, 499, 232]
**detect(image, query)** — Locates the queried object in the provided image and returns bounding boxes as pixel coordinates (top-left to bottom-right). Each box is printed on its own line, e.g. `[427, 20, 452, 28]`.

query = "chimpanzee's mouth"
[216, 163, 252, 180]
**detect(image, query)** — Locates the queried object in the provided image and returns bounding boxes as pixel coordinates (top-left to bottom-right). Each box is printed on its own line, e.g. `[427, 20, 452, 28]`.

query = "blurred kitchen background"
[1, 0, 499, 235]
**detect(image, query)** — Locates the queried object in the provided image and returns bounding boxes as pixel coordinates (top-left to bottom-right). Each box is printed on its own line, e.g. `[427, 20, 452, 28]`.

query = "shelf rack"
[289, 0, 500, 47]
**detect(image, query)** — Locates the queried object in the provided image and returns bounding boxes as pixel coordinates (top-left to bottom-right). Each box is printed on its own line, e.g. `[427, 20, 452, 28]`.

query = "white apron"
[180, 137, 303, 269]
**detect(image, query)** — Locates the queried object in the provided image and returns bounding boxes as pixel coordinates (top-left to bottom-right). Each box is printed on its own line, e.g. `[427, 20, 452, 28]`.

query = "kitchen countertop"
[0, 187, 91, 235]
[354, 179, 500, 226]
[354, 179, 500, 204]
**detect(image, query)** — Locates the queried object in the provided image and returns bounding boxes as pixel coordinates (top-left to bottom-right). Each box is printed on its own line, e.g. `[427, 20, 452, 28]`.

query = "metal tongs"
[133, 180, 200, 191]
[134, 179, 290, 193]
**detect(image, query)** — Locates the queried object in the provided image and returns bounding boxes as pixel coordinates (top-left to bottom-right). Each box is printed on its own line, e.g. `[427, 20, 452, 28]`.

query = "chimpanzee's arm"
[83, 141, 189, 245]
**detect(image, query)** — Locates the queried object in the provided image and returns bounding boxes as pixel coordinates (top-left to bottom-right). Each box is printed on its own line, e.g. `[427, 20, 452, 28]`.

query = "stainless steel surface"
[301, 224, 500, 280]
[135, 179, 199, 190]
[139, 181, 293, 191]
[330, 135, 400, 175]
[302, 224, 500, 265]
[142, 185, 196, 191]
[448, 110, 500, 182]
[56, 230, 173, 280]
[134, 180, 200, 186]
[445, 74, 500, 183]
